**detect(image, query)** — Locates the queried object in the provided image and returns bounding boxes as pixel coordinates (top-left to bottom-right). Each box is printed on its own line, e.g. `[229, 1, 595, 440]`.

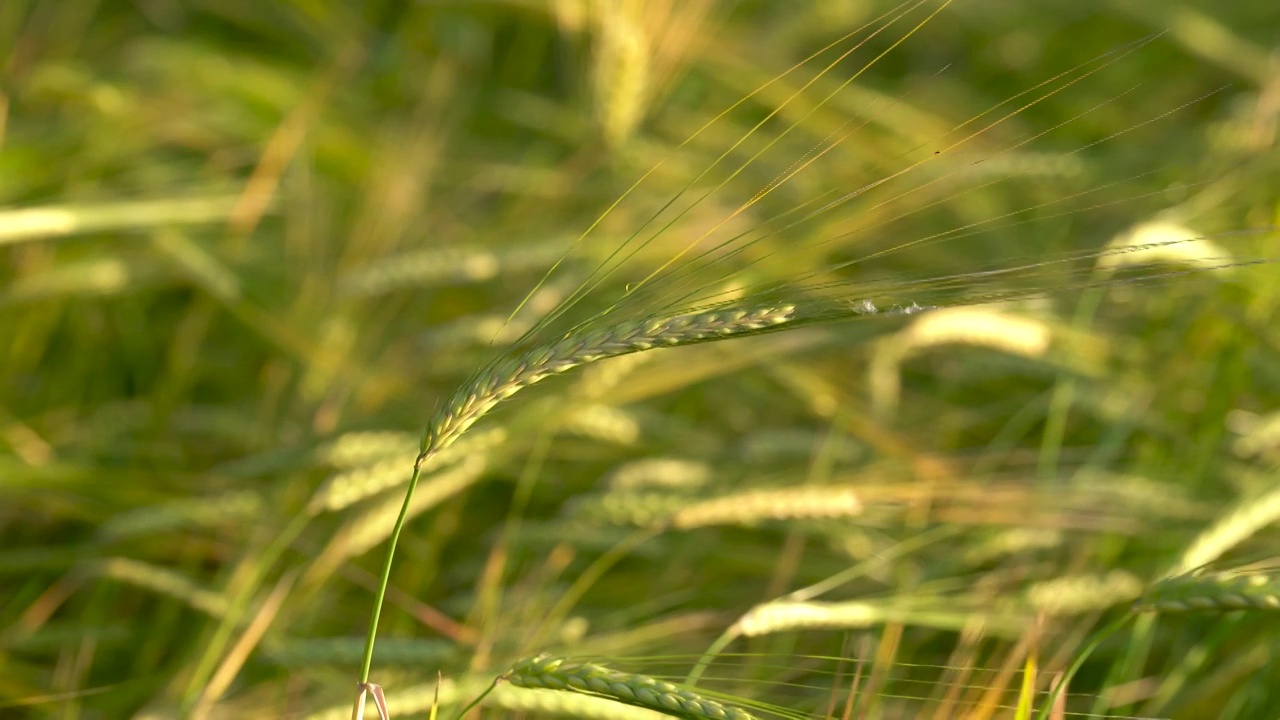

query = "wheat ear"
[1137, 570, 1280, 612]
[420, 304, 796, 468]
[504, 654, 758, 720]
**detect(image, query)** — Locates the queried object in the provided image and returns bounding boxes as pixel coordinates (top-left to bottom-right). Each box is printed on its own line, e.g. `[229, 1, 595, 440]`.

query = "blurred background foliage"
[2, 0, 1279, 718]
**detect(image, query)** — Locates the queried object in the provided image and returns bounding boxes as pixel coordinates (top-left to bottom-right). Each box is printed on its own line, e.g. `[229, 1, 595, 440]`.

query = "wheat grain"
[505, 654, 759, 720]
[420, 305, 795, 471]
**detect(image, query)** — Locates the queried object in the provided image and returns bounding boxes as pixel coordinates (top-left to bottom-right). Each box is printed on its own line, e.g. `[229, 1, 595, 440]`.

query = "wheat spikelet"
[421, 305, 795, 470]
[505, 654, 759, 720]
[1138, 570, 1280, 612]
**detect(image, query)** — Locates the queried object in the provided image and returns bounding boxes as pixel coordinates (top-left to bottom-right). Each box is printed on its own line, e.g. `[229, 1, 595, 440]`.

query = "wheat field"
[2, 1, 1279, 718]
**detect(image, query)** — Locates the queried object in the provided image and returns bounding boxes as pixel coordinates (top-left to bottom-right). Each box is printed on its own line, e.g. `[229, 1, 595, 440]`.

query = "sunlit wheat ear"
[1137, 569, 1280, 612]
[420, 304, 795, 467]
[504, 654, 760, 720]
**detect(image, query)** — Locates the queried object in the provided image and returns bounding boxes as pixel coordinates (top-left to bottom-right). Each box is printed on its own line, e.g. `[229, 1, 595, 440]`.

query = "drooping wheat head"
[418, 304, 796, 470]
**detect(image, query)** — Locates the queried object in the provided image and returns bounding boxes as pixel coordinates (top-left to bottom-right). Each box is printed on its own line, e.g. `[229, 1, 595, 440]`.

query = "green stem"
[357, 462, 424, 687]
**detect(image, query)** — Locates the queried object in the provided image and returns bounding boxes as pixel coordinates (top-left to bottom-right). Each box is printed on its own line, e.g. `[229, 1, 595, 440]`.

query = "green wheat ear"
[504, 654, 760, 720]
[1138, 569, 1280, 613]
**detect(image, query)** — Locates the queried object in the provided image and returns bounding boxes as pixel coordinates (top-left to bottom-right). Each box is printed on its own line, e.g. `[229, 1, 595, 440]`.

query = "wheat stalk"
[354, 305, 795, 699]
[504, 654, 759, 720]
